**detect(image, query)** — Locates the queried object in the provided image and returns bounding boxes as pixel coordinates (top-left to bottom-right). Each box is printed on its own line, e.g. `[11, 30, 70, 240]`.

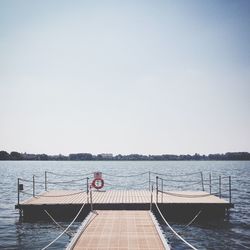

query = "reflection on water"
[0, 161, 249, 249]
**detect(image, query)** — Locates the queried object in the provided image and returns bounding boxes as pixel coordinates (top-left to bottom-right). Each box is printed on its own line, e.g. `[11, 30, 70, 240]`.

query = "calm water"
[0, 161, 249, 249]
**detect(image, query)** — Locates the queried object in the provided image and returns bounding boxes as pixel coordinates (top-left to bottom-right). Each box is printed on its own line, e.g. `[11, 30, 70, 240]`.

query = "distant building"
[100, 153, 113, 159]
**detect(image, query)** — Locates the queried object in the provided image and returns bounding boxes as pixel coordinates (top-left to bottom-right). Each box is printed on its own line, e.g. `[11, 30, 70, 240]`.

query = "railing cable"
[103, 171, 148, 178]
[184, 210, 202, 228]
[158, 177, 199, 183]
[47, 177, 88, 184]
[41, 202, 86, 250]
[151, 171, 201, 177]
[19, 178, 44, 184]
[44, 210, 73, 237]
[155, 202, 198, 250]
[160, 190, 218, 198]
[46, 171, 93, 177]
[21, 190, 86, 198]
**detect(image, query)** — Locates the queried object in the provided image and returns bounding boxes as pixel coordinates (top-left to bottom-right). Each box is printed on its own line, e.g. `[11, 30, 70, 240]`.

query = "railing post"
[87, 177, 89, 203]
[161, 178, 163, 203]
[200, 172, 204, 191]
[156, 176, 159, 203]
[45, 171, 47, 191]
[209, 173, 211, 194]
[150, 184, 153, 211]
[219, 175, 221, 198]
[149, 171, 151, 191]
[90, 187, 93, 212]
[33, 175, 35, 197]
[229, 176, 231, 204]
[17, 178, 20, 205]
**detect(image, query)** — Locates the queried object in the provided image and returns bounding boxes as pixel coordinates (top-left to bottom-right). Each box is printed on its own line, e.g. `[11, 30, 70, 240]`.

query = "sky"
[0, 0, 249, 155]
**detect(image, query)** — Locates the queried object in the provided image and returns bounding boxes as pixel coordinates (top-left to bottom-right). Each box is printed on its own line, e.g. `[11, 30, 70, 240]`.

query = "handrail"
[156, 173, 232, 203]
[16, 171, 232, 205]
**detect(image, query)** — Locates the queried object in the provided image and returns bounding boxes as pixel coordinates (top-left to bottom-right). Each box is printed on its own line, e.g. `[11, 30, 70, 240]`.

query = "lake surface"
[0, 161, 249, 249]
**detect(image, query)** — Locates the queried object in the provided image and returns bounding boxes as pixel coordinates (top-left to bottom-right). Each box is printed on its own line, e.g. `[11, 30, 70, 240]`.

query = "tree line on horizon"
[0, 150, 250, 161]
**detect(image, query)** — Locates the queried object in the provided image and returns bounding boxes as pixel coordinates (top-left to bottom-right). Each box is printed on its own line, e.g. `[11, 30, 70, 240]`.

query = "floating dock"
[15, 171, 234, 249]
[16, 189, 232, 221]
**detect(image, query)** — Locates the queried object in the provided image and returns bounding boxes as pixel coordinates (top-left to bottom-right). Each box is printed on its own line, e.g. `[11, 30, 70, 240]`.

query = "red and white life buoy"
[92, 177, 104, 190]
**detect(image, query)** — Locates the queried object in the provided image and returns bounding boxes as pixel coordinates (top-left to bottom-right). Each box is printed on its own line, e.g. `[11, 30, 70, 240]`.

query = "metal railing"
[155, 173, 232, 204]
[17, 170, 232, 205]
[17, 172, 90, 205]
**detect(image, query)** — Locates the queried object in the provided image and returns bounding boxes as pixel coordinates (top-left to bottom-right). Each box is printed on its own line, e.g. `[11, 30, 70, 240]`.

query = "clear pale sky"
[0, 0, 249, 155]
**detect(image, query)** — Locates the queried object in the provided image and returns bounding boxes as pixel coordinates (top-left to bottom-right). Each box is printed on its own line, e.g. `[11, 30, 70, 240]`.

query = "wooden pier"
[15, 171, 234, 249]
[66, 210, 170, 250]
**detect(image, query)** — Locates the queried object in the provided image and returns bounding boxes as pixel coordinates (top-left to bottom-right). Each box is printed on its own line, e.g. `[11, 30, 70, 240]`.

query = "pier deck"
[16, 189, 232, 221]
[21, 189, 229, 205]
[67, 210, 169, 250]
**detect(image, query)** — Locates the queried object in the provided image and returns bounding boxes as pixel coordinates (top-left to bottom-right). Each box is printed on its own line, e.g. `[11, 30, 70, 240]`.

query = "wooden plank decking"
[67, 210, 169, 250]
[21, 190, 229, 205]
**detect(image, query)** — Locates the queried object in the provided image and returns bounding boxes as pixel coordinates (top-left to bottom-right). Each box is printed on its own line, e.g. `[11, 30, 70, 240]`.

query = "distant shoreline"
[1, 151, 250, 161]
[1, 160, 250, 161]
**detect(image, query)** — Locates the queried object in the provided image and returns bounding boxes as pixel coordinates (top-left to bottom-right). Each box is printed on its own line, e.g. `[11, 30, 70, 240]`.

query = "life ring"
[92, 177, 104, 190]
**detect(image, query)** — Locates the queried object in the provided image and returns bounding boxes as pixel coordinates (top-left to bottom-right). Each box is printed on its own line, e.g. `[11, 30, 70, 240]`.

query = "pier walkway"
[67, 210, 169, 250]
